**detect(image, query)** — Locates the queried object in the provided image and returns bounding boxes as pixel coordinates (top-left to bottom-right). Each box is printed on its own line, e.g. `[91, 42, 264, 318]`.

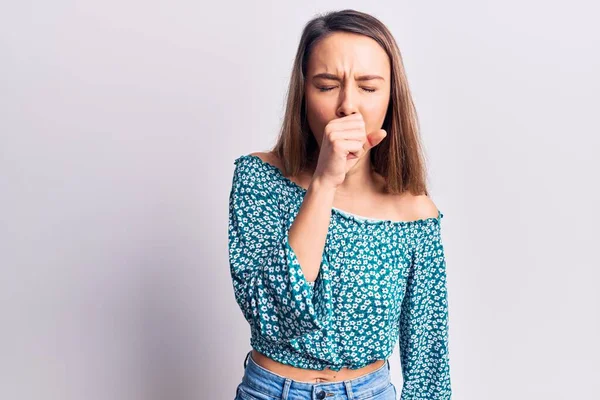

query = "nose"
[336, 85, 358, 118]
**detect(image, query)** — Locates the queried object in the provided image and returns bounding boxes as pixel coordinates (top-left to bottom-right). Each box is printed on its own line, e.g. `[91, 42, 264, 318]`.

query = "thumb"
[366, 129, 387, 150]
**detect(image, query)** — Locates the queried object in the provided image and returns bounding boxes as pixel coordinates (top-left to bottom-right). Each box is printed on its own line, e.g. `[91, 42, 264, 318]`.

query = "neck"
[305, 151, 381, 196]
[336, 154, 380, 197]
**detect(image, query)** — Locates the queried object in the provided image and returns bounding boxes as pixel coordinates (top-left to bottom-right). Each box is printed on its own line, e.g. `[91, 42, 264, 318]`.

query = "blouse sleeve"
[227, 157, 333, 343]
[398, 214, 452, 399]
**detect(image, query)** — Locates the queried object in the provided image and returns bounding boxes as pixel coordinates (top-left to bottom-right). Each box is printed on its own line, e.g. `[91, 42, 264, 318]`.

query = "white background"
[1, 1, 599, 399]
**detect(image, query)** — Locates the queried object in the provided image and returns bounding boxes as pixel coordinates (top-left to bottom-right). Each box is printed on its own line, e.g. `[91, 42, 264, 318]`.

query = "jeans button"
[317, 390, 326, 399]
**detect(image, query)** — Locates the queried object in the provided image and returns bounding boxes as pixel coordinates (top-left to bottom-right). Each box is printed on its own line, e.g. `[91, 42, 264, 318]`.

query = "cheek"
[312, 106, 331, 125]
[306, 96, 335, 139]
[362, 96, 390, 128]
[362, 96, 389, 118]
[306, 93, 334, 122]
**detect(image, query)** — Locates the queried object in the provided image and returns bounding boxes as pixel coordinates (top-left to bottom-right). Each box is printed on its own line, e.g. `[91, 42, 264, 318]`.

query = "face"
[304, 31, 391, 151]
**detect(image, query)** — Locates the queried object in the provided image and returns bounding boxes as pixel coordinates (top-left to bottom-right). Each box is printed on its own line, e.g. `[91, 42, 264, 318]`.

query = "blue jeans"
[235, 350, 397, 400]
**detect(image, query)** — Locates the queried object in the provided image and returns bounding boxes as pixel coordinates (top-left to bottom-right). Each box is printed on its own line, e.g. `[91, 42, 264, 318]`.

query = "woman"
[228, 9, 452, 400]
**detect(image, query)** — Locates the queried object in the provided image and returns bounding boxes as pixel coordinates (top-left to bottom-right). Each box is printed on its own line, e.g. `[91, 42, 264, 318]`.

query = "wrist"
[309, 176, 338, 193]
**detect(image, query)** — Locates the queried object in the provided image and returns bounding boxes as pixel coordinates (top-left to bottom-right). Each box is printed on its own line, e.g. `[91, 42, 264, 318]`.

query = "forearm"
[288, 176, 337, 282]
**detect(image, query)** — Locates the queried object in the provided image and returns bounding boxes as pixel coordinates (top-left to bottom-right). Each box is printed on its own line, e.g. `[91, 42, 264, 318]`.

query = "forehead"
[307, 32, 390, 77]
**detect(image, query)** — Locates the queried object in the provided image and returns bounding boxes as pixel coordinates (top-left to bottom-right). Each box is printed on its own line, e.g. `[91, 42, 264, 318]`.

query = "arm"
[288, 175, 337, 283]
[398, 213, 452, 399]
[228, 155, 336, 343]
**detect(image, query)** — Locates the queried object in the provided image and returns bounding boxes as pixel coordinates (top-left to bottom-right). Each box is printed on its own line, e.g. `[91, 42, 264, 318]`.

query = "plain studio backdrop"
[1, 1, 599, 399]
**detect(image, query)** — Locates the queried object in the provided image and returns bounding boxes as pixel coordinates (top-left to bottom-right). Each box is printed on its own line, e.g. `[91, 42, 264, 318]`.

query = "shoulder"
[232, 151, 287, 193]
[234, 151, 279, 175]
[249, 151, 284, 170]
[405, 193, 441, 221]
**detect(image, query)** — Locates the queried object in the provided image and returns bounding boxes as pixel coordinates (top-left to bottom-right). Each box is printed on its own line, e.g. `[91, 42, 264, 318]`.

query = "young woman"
[228, 9, 452, 400]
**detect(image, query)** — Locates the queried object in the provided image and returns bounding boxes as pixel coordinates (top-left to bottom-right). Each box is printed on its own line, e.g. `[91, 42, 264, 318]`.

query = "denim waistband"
[241, 350, 391, 399]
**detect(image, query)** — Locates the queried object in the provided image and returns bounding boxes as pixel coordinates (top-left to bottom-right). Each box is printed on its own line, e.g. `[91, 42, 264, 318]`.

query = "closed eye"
[318, 87, 377, 93]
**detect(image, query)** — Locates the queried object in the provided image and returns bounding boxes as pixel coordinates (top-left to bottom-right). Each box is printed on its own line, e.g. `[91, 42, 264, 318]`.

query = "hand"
[313, 113, 387, 189]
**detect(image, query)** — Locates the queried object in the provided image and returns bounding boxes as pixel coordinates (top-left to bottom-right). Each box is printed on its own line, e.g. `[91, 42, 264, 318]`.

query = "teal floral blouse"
[228, 154, 452, 399]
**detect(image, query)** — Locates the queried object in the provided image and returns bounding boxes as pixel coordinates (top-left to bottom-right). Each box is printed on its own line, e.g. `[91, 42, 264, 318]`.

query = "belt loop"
[281, 378, 292, 400]
[344, 380, 353, 400]
[243, 350, 251, 369]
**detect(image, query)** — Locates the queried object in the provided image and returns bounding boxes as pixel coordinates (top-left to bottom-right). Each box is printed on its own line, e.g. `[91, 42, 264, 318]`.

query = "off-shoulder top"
[227, 154, 452, 399]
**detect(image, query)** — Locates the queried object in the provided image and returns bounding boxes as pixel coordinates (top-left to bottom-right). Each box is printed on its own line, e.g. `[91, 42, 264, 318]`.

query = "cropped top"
[228, 154, 452, 399]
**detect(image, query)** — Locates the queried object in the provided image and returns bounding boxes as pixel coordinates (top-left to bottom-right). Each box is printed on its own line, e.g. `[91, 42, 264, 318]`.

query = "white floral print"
[228, 154, 452, 399]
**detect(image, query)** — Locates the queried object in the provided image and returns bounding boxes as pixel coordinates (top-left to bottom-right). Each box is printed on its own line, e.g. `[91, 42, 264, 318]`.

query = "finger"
[326, 120, 365, 133]
[342, 139, 367, 156]
[330, 129, 367, 141]
[328, 125, 367, 136]
[364, 129, 387, 150]
[331, 113, 364, 124]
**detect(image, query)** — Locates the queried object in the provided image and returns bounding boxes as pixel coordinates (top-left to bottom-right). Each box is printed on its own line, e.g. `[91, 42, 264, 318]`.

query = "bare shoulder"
[383, 191, 440, 223]
[249, 151, 284, 170]
[406, 194, 441, 221]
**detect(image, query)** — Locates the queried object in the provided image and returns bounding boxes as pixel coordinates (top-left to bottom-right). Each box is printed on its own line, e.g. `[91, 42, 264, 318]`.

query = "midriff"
[250, 350, 386, 383]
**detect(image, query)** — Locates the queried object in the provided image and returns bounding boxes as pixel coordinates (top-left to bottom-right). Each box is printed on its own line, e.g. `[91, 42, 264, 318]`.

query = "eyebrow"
[311, 73, 385, 82]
